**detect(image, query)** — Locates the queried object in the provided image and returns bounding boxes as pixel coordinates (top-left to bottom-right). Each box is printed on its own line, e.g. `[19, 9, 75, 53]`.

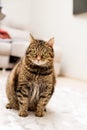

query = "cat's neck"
[25, 59, 53, 76]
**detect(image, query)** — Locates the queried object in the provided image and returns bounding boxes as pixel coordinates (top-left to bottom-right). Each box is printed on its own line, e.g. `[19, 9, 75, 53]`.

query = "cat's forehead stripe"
[38, 40, 45, 44]
[35, 40, 46, 49]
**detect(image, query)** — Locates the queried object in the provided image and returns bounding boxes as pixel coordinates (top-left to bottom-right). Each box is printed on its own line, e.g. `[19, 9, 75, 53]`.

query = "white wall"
[2, 0, 31, 30]
[29, 0, 56, 39]
[30, 0, 87, 81]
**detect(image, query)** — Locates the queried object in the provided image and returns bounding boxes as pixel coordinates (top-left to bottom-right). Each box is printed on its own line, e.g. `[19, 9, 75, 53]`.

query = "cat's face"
[26, 34, 54, 66]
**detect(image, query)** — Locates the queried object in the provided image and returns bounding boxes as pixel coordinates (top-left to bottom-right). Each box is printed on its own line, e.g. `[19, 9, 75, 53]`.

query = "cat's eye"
[32, 50, 36, 54]
[44, 53, 48, 56]
[30, 49, 37, 57]
[41, 52, 48, 58]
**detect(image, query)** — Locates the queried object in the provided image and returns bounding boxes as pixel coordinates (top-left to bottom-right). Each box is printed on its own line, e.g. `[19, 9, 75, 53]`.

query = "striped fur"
[6, 35, 56, 117]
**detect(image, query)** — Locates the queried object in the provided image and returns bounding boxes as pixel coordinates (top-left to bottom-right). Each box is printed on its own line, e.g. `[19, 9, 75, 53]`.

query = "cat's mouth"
[32, 60, 47, 66]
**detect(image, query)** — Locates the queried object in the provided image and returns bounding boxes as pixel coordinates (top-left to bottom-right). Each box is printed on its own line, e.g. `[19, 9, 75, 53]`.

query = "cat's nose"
[37, 56, 41, 61]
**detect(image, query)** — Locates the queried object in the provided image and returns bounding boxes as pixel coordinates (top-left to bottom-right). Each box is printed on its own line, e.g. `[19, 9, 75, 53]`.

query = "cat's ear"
[30, 34, 35, 43]
[47, 37, 54, 48]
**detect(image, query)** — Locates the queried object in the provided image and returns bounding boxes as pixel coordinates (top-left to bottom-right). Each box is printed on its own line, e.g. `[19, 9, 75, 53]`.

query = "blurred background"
[0, 0, 87, 81]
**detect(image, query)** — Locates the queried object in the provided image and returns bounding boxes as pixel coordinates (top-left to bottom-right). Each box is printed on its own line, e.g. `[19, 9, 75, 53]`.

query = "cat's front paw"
[19, 110, 28, 117]
[35, 110, 45, 117]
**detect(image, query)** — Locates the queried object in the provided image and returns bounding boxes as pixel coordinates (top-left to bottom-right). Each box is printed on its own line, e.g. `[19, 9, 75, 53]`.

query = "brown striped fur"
[6, 34, 56, 117]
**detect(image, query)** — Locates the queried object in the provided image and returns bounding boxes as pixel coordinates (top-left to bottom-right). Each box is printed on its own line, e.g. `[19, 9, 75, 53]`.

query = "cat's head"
[26, 34, 54, 66]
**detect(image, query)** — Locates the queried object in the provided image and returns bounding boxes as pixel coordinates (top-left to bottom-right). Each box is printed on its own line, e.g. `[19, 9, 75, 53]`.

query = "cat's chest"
[30, 78, 45, 89]
[29, 74, 44, 83]
[24, 71, 50, 89]
[29, 76, 47, 92]
[28, 78, 47, 102]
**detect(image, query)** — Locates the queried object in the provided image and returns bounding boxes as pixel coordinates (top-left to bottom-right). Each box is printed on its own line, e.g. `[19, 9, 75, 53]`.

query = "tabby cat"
[6, 34, 56, 117]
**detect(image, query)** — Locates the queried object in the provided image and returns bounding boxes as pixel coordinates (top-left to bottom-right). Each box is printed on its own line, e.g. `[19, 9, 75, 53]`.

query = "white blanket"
[0, 72, 87, 130]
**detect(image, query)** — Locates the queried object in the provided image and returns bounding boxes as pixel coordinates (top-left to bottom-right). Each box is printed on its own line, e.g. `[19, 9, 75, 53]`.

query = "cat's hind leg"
[6, 103, 12, 109]
[6, 63, 19, 110]
[6, 101, 19, 110]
